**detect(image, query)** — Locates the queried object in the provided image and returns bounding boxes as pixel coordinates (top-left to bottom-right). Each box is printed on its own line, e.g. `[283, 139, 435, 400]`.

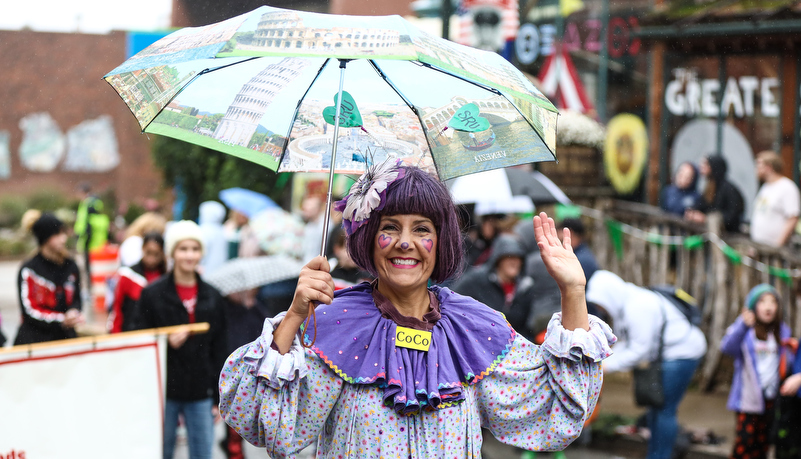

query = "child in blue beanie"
[720, 284, 793, 459]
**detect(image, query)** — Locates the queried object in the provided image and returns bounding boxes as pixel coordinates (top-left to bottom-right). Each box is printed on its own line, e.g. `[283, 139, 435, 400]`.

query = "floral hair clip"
[335, 159, 405, 236]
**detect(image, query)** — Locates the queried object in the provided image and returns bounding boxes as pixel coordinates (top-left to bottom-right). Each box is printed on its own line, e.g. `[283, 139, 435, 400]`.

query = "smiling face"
[172, 239, 202, 276]
[372, 214, 437, 295]
[755, 292, 779, 324]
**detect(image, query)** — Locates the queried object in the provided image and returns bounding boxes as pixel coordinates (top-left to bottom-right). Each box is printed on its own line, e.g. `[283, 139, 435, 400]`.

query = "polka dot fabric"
[219, 313, 615, 458]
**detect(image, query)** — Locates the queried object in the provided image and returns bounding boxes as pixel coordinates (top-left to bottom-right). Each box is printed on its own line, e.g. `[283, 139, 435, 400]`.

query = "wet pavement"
[0, 259, 727, 458]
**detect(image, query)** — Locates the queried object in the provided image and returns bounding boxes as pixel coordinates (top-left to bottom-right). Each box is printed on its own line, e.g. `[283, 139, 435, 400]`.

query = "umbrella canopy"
[103, 5, 558, 182]
[205, 255, 303, 296]
[248, 207, 305, 259]
[506, 169, 571, 205]
[219, 187, 277, 218]
[449, 168, 570, 205]
[474, 195, 535, 216]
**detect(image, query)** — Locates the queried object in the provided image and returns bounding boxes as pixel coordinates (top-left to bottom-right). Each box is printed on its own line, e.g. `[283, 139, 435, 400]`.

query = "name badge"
[395, 326, 431, 352]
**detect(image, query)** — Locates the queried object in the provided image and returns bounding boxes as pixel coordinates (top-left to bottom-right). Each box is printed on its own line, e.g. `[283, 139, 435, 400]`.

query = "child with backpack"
[720, 284, 794, 459]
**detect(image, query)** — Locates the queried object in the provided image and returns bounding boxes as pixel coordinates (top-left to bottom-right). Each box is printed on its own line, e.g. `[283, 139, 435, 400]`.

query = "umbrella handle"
[302, 302, 318, 348]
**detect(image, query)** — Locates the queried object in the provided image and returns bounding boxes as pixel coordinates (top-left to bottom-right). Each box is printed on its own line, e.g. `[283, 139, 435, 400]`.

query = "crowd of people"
[6, 155, 801, 459]
[662, 150, 800, 248]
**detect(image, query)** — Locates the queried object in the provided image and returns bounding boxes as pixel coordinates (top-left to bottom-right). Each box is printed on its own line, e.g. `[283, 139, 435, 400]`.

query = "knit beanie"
[164, 220, 205, 257]
[32, 213, 65, 246]
[745, 284, 779, 311]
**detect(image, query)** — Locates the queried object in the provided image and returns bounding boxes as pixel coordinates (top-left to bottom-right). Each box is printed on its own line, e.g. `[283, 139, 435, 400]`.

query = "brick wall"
[0, 30, 161, 209]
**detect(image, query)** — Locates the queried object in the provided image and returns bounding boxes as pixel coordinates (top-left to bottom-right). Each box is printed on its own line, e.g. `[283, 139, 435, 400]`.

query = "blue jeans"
[645, 359, 700, 459]
[164, 398, 214, 459]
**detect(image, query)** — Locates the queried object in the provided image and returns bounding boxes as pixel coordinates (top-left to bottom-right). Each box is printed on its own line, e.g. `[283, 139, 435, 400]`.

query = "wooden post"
[700, 213, 727, 391]
[658, 226, 670, 284]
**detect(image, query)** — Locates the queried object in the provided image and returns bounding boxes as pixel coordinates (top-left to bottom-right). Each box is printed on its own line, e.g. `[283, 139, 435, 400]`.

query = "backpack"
[650, 285, 702, 327]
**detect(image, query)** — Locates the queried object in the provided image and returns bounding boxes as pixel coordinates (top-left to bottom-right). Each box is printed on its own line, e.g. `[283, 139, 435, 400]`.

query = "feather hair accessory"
[334, 159, 405, 236]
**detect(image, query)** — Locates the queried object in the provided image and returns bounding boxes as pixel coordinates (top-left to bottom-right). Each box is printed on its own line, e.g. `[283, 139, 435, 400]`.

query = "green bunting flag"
[683, 235, 705, 250]
[768, 266, 793, 284]
[720, 244, 742, 264]
[605, 219, 624, 261]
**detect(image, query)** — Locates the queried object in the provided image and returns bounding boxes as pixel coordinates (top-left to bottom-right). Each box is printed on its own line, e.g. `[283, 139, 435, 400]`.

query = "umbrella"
[104, 5, 559, 255]
[205, 255, 303, 296]
[449, 168, 570, 205]
[248, 207, 305, 260]
[507, 169, 571, 205]
[219, 187, 277, 218]
[474, 195, 534, 216]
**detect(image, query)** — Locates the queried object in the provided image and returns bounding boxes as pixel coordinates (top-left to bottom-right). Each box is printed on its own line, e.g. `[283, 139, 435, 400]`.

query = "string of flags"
[575, 206, 799, 282]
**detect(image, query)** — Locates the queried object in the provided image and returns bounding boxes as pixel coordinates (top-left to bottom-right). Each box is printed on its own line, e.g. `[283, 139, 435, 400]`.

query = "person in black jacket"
[451, 233, 535, 340]
[15, 211, 84, 345]
[137, 220, 227, 459]
[686, 155, 745, 233]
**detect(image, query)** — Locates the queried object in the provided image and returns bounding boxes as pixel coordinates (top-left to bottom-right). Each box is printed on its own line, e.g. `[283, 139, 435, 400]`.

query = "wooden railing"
[586, 200, 801, 390]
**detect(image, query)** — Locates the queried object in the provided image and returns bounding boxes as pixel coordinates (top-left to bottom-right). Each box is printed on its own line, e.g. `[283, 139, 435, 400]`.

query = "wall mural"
[15, 113, 119, 174]
[19, 112, 65, 172]
[63, 115, 120, 172]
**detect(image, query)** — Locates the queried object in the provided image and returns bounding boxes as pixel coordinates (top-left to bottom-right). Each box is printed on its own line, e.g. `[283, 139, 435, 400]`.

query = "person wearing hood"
[661, 162, 701, 216]
[198, 201, 228, 275]
[15, 210, 85, 345]
[686, 155, 744, 232]
[720, 284, 794, 459]
[586, 270, 707, 459]
[452, 233, 535, 339]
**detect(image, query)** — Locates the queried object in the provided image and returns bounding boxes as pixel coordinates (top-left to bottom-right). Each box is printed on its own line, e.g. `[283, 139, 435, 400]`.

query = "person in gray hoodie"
[198, 201, 228, 276]
[451, 234, 535, 339]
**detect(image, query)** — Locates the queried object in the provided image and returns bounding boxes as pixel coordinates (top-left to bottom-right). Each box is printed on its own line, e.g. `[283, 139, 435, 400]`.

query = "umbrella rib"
[275, 58, 332, 169]
[415, 62, 502, 96]
[139, 56, 262, 133]
[368, 60, 441, 174]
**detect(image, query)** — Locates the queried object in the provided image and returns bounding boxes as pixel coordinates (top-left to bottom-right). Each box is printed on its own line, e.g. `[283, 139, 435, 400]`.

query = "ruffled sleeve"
[218, 313, 345, 457]
[476, 314, 616, 452]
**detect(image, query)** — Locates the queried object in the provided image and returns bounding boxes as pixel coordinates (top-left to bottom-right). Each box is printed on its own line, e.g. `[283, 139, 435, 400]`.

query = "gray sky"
[2, 0, 172, 34]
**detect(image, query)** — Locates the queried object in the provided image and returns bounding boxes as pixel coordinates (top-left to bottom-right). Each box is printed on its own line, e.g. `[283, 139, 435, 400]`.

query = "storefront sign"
[665, 68, 780, 118]
[515, 16, 640, 65]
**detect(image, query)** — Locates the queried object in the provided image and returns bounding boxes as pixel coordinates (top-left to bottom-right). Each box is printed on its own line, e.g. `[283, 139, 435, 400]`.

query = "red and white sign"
[537, 47, 595, 114]
[0, 334, 167, 459]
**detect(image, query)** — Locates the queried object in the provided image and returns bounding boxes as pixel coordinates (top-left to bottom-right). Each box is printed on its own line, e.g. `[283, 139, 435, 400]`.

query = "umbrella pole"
[319, 59, 349, 257]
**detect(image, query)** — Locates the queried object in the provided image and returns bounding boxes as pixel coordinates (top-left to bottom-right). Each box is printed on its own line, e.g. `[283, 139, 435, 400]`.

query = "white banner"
[0, 333, 168, 459]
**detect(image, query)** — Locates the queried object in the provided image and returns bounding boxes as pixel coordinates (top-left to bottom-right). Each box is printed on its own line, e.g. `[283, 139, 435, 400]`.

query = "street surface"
[0, 259, 636, 458]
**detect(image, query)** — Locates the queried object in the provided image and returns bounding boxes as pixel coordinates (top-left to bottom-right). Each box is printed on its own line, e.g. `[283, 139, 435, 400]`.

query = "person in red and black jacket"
[136, 220, 227, 459]
[15, 211, 85, 345]
[108, 232, 166, 333]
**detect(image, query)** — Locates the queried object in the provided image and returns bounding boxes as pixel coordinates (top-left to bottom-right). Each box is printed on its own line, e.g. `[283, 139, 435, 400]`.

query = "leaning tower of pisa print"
[213, 57, 309, 147]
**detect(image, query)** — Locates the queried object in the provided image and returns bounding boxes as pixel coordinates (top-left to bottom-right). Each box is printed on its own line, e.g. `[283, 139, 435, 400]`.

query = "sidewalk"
[594, 372, 733, 458]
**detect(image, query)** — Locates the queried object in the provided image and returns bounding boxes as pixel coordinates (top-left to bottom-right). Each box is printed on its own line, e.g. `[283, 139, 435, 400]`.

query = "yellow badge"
[395, 326, 432, 352]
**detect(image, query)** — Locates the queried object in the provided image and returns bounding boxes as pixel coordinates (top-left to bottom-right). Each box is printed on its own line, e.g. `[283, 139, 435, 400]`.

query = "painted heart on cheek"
[421, 238, 434, 253]
[378, 234, 392, 249]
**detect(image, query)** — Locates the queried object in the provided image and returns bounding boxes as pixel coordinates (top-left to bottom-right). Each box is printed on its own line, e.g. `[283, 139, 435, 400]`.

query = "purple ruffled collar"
[304, 282, 515, 415]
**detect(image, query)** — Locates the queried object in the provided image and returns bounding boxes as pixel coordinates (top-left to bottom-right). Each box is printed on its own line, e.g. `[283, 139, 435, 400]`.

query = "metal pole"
[794, 55, 801, 185]
[320, 59, 348, 257]
[441, 0, 452, 39]
[597, 0, 609, 122]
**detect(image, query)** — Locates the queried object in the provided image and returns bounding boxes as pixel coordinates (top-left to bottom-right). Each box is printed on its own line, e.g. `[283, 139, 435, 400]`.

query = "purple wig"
[345, 166, 463, 283]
